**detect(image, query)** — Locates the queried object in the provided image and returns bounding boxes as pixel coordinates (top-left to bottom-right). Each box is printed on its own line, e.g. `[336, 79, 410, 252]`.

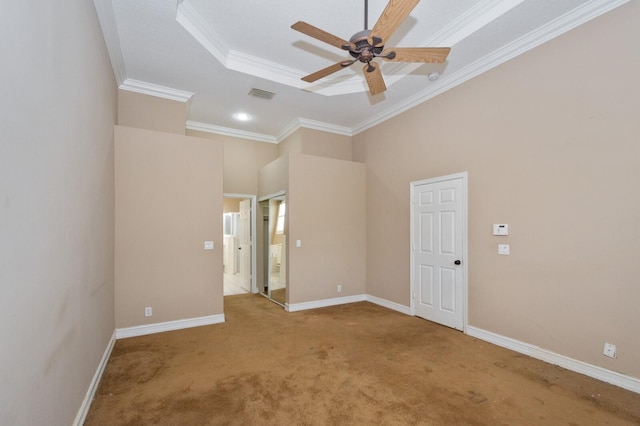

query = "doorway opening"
[259, 192, 287, 307]
[223, 194, 257, 296]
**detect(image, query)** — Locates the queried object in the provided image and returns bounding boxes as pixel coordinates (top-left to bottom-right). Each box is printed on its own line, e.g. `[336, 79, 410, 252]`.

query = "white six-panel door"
[411, 173, 467, 331]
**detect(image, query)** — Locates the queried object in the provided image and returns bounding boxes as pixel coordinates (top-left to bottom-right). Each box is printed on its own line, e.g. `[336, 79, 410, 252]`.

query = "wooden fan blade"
[382, 47, 450, 63]
[369, 0, 420, 46]
[363, 63, 386, 95]
[302, 62, 349, 83]
[291, 21, 354, 50]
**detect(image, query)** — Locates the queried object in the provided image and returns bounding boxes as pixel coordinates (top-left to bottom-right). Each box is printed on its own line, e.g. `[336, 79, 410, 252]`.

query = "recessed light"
[234, 112, 251, 121]
[428, 72, 440, 81]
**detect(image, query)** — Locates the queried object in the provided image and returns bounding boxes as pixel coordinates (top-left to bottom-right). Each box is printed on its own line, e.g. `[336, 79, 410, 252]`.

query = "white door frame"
[409, 172, 468, 331]
[259, 191, 287, 305]
[224, 193, 258, 293]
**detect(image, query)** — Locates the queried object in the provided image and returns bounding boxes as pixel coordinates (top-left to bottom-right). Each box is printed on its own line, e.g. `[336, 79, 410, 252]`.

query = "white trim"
[365, 295, 411, 316]
[187, 120, 278, 144]
[258, 191, 286, 203]
[410, 172, 468, 331]
[188, 118, 352, 145]
[93, 0, 126, 85]
[116, 314, 225, 339]
[226, 49, 306, 90]
[119, 79, 194, 103]
[298, 118, 353, 137]
[429, 0, 526, 47]
[176, 2, 306, 90]
[286, 294, 367, 312]
[175, 0, 229, 66]
[277, 117, 354, 141]
[72, 330, 117, 426]
[376, 0, 527, 88]
[466, 326, 640, 394]
[275, 119, 301, 142]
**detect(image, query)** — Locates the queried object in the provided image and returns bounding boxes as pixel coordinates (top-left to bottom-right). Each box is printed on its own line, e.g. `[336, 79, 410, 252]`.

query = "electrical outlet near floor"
[337, 284, 342, 293]
[603, 342, 616, 358]
[145, 307, 152, 317]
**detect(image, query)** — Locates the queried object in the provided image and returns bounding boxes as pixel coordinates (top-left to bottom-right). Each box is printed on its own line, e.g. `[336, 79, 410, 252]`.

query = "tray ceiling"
[94, 0, 627, 142]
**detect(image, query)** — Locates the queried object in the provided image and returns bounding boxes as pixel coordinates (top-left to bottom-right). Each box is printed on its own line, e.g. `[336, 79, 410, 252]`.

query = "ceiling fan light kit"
[291, 0, 451, 95]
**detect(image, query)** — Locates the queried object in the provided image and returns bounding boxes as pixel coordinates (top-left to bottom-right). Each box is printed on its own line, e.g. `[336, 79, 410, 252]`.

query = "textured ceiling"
[94, 0, 628, 142]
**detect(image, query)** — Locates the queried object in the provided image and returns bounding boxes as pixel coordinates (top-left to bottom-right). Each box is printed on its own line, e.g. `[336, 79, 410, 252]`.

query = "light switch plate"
[296, 240, 302, 248]
[498, 244, 510, 255]
[493, 224, 509, 236]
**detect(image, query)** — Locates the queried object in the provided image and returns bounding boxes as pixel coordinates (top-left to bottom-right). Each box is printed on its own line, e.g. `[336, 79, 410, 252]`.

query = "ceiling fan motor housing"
[344, 30, 384, 64]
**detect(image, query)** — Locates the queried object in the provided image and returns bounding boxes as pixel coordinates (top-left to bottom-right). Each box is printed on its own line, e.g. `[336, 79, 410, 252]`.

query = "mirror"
[261, 195, 286, 306]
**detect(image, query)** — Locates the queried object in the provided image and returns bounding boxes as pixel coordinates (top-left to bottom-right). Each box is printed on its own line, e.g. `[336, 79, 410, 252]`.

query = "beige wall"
[298, 128, 353, 161]
[187, 130, 278, 195]
[118, 90, 188, 135]
[0, 1, 117, 424]
[115, 126, 224, 328]
[278, 128, 352, 161]
[353, 2, 640, 378]
[277, 129, 303, 157]
[258, 155, 290, 199]
[288, 154, 366, 304]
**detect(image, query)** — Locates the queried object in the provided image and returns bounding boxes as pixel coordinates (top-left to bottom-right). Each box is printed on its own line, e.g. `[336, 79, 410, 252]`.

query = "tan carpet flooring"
[85, 294, 640, 425]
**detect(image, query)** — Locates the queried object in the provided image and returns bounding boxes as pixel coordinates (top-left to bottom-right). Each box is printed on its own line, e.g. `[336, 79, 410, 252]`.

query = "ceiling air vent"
[248, 88, 275, 100]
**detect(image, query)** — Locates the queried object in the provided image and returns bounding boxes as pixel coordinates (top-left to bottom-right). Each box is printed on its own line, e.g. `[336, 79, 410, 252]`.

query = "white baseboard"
[116, 314, 225, 339]
[286, 294, 367, 312]
[466, 326, 640, 394]
[73, 330, 117, 426]
[365, 295, 411, 315]
[285, 294, 411, 315]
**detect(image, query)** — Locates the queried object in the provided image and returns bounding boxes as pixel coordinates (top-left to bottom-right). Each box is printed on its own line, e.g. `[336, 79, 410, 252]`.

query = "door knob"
[454, 260, 461, 265]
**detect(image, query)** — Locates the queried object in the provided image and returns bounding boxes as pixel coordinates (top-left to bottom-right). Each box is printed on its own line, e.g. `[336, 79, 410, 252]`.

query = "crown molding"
[298, 118, 353, 137]
[381, 0, 526, 80]
[226, 50, 306, 89]
[174, 0, 395, 96]
[278, 117, 353, 141]
[187, 121, 278, 144]
[176, 1, 309, 90]
[93, 0, 126, 85]
[173, 0, 528, 97]
[176, 0, 228, 65]
[119, 79, 194, 103]
[188, 117, 352, 144]
[352, 0, 629, 134]
[429, 0, 526, 47]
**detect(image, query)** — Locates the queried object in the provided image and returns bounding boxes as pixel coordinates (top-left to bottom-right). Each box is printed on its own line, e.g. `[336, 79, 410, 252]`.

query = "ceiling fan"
[291, 0, 451, 95]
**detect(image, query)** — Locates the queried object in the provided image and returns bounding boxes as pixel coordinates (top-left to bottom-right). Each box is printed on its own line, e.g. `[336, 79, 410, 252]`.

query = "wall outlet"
[337, 284, 342, 293]
[145, 307, 152, 317]
[603, 342, 616, 358]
